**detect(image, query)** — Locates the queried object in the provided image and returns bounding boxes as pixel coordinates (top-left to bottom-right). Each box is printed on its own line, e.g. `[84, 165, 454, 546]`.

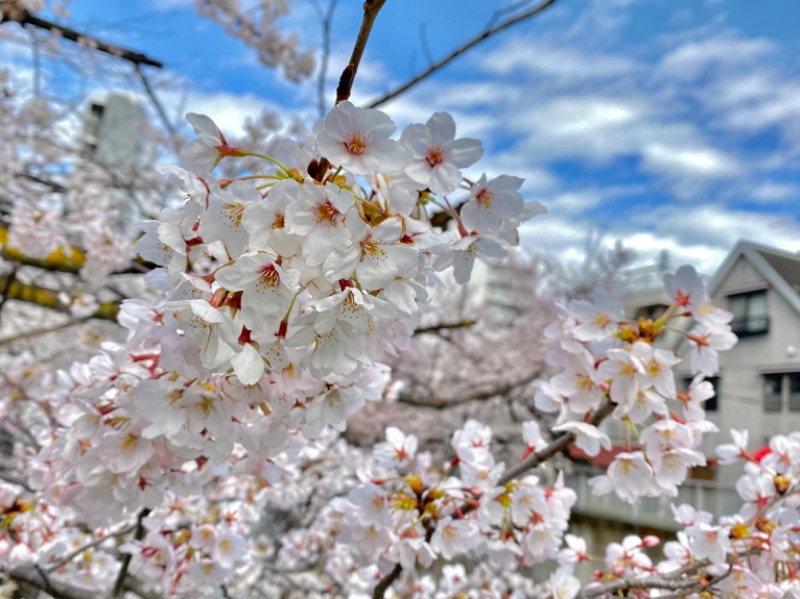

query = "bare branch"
[46, 524, 136, 573]
[335, 0, 389, 104]
[134, 64, 180, 151]
[0, 266, 18, 324]
[372, 563, 402, 599]
[500, 397, 614, 485]
[413, 319, 476, 335]
[312, 0, 338, 117]
[112, 508, 151, 597]
[367, 0, 561, 108]
[0, 226, 154, 276]
[579, 563, 735, 598]
[0, 1, 164, 68]
[395, 369, 540, 410]
[0, 274, 120, 321]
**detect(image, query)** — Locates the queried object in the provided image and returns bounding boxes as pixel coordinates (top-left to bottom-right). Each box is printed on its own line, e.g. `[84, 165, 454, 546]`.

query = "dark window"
[728, 290, 769, 336]
[790, 374, 800, 412]
[764, 374, 783, 412]
[705, 376, 719, 412]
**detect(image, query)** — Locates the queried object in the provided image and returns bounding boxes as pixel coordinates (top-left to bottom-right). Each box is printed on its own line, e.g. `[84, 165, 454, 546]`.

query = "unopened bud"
[642, 535, 660, 547]
[405, 474, 424, 496]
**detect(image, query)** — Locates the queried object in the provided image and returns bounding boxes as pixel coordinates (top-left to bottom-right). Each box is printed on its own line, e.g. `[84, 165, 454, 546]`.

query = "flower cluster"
[534, 266, 734, 503]
[5, 94, 800, 599]
[333, 421, 576, 575]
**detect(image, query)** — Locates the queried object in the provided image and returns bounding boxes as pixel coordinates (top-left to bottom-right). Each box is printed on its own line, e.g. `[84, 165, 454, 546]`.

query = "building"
[568, 240, 800, 536]
[80, 91, 147, 170]
[76, 91, 152, 225]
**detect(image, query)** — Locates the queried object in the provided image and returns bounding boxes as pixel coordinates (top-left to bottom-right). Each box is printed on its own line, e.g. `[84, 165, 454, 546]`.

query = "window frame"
[728, 290, 769, 336]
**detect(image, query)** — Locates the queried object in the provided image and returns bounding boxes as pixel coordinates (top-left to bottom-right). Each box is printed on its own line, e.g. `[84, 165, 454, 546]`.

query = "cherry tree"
[1, 1, 799, 599]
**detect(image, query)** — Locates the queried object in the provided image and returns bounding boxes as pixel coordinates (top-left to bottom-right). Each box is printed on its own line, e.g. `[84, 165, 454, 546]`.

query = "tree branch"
[366, 0, 561, 108]
[0, 266, 18, 324]
[413, 319, 475, 335]
[134, 64, 180, 150]
[579, 563, 734, 598]
[0, 1, 164, 68]
[372, 397, 615, 596]
[311, 0, 338, 117]
[395, 369, 540, 410]
[0, 274, 120, 321]
[112, 508, 150, 597]
[499, 397, 614, 485]
[372, 563, 402, 599]
[335, 0, 389, 104]
[0, 226, 153, 276]
[0, 317, 92, 347]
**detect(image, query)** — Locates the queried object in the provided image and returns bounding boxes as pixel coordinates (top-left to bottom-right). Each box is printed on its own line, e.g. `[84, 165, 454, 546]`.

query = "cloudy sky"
[5, 0, 800, 274]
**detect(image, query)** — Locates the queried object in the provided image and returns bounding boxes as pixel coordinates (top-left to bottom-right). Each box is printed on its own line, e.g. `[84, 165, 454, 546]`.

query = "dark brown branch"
[0, 1, 164, 68]
[395, 369, 540, 410]
[14, 171, 68, 192]
[499, 397, 614, 485]
[413, 319, 475, 335]
[366, 0, 561, 108]
[112, 508, 151, 597]
[372, 563, 402, 599]
[335, 0, 389, 104]
[0, 265, 18, 324]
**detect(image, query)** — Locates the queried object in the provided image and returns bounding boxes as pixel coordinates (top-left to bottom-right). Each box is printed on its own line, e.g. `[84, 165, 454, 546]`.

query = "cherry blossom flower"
[316, 101, 407, 175]
[401, 111, 482, 196]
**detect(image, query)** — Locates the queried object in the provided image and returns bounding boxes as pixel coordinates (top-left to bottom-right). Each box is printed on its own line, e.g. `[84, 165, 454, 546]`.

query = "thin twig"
[367, 0, 561, 108]
[311, 0, 338, 117]
[46, 525, 136, 573]
[0, 317, 91, 347]
[134, 64, 180, 151]
[335, 0, 389, 104]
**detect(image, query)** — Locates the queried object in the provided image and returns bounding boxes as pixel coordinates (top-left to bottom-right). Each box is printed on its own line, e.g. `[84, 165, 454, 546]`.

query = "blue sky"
[5, 0, 800, 273]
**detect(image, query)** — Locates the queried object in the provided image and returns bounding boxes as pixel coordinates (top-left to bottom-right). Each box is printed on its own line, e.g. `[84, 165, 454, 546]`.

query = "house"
[702, 241, 800, 448]
[568, 240, 800, 533]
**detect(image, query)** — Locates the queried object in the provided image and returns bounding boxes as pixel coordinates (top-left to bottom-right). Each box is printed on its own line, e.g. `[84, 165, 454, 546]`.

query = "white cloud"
[160, 90, 284, 137]
[749, 182, 800, 203]
[479, 39, 638, 83]
[641, 143, 740, 179]
[658, 36, 775, 80]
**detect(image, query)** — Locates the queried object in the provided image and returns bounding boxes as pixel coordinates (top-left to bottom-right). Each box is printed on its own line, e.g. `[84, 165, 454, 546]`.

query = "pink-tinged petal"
[445, 137, 483, 168]
[231, 344, 265, 385]
[426, 111, 456, 145]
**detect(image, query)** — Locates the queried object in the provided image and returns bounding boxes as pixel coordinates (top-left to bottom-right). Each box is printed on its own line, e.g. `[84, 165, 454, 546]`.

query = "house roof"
[709, 240, 800, 318]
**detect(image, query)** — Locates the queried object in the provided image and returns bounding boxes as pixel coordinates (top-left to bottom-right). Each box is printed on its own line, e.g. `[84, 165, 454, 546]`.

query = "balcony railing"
[566, 466, 740, 530]
[730, 315, 770, 336]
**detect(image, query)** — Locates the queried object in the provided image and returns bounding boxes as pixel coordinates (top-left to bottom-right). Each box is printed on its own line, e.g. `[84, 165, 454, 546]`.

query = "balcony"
[566, 466, 740, 531]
